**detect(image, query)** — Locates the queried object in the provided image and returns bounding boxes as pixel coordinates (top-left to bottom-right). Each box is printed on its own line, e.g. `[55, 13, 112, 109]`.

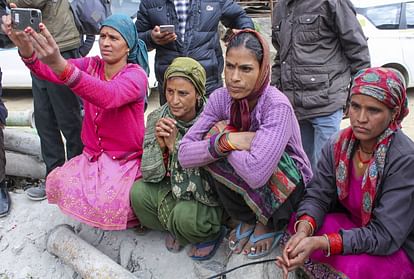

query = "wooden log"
[4, 128, 42, 160]
[46, 225, 136, 279]
[5, 151, 46, 179]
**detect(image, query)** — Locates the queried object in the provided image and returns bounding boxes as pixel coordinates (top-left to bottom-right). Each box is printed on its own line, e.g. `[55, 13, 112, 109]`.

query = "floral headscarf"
[334, 67, 409, 226]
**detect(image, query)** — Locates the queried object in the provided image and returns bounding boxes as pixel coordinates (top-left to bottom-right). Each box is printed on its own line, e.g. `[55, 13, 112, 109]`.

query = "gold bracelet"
[294, 220, 314, 236]
[226, 133, 238, 150]
[323, 234, 331, 257]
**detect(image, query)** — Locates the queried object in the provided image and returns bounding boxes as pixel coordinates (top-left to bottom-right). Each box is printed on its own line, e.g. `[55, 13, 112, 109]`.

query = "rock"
[0, 235, 9, 252]
[11, 241, 25, 255]
[119, 239, 136, 269]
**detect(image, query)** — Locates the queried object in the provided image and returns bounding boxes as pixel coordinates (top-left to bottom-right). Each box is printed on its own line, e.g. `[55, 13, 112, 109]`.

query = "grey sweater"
[297, 129, 414, 263]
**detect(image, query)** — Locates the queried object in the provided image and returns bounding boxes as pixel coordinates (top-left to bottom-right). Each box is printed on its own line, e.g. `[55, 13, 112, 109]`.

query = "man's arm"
[220, 0, 254, 29]
[135, 1, 156, 50]
[333, 0, 370, 75]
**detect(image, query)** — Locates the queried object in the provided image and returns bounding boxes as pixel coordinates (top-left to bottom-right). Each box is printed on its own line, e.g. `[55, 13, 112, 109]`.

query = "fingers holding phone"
[151, 25, 177, 45]
[11, 8, 42, 32]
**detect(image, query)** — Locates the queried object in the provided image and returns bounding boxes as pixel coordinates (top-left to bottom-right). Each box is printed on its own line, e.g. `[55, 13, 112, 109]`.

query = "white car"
[0, 2, 157, 90]
[352, 0, 414, 88]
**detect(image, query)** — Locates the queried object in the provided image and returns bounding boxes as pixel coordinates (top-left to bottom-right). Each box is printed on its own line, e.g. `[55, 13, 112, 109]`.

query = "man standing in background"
[0, 0, 10, 217]
[135, 0, 254, 105]
[271, 0, 370, 170]
[7, 0, 83, 200]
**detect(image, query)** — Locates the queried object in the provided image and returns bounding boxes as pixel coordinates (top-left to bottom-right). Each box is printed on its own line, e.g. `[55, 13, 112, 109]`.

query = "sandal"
[229, 222, 255, 252]
[135, 224, 150, 236]
[165, 233, 184, 253]
[190, 226, 227, 261]
[246, 231, 283, 259]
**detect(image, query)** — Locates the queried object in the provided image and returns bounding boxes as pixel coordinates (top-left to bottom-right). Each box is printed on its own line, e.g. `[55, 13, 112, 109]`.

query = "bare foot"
[165, 233, 183, 253]
[243, 222, 274, 256]
[228, 222, 255, 254]
[187, 243, 214, 258]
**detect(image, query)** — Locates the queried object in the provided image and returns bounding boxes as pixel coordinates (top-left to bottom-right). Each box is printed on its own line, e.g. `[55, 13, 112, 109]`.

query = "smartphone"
[159, 25, 175, 33]
[11, 8, 42, 32]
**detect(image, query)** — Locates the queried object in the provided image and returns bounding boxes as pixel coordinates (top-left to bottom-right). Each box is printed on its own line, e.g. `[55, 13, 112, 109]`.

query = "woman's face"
[349, 94, 397, 142]
[99, 26, 129, 65]
[165, 76, 198, 122]
[225, 46, 260, 100]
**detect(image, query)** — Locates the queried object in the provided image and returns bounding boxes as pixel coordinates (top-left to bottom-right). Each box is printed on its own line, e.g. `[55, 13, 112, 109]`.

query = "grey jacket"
[271, 0, 370, 120]
[8, 0, 80, 52]
[136, 0, 254, 95]
[298, 129, 414, 263]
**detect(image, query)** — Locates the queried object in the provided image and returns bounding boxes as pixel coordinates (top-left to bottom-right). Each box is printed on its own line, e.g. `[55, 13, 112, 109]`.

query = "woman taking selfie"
[1, 13, 149, 230]
[178, 30, 312, 259]
[276, 67, 414, 279]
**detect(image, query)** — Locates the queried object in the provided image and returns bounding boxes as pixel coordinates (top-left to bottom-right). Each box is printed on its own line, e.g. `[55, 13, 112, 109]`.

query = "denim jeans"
[299, 109, 343, 171]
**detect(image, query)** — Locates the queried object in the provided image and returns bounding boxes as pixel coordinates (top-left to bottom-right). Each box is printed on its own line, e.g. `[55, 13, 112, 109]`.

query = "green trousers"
[130, 179, 223, 246]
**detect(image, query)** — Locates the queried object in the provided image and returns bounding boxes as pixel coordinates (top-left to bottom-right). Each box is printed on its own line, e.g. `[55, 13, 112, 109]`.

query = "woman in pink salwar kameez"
[276, 67, 414, 279]
[2, 14, 148, 230]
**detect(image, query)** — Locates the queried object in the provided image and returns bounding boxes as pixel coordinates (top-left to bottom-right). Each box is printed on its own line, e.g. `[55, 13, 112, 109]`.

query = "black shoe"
[0, 181, 10, 218]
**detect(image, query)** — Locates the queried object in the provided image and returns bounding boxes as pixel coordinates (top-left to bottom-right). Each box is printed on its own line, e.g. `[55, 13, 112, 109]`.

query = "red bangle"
[327, 233, 343, 255]
[224, 125, 238, 133]
[58, 62, 74, 81]
[299, 214, 317, 232]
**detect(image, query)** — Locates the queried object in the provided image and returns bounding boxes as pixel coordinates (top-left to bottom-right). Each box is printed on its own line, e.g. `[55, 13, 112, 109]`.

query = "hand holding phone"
[159, 25, 175, 34]
[11, 8, 42, 32]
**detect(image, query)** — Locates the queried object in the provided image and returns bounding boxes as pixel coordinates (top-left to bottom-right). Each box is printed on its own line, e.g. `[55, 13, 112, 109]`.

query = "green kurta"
[131, 104, 222, 245]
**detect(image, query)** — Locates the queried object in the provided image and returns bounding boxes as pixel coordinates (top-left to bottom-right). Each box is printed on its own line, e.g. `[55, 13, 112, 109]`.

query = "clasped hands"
[275, 222, 329, 279]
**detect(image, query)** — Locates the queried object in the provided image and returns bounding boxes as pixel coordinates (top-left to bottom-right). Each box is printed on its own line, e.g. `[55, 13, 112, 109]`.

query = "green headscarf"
[141, 57, 218, 206]
[164, 57, 207, 103]
[101, 14, 150, 75]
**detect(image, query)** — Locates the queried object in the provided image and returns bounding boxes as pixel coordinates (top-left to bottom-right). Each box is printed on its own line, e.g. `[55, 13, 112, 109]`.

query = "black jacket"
[136, 0, 254, 96]
[271, 0, 370, 120]
[0, 0, 9, 124]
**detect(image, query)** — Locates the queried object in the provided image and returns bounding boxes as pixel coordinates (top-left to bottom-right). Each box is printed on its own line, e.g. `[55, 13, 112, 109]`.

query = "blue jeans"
[299, 109, 343, 171]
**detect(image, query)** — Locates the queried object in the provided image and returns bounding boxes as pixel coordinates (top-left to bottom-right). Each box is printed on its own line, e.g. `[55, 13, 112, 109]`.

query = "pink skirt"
[46, 152, 141, 230]
[287, 213, 414, 279]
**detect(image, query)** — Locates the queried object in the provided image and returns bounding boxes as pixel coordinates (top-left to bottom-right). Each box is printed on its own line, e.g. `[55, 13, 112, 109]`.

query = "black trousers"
[211, 176, 305, 231]
[31, 49, 83, 175]
[0, 128, 5, 182]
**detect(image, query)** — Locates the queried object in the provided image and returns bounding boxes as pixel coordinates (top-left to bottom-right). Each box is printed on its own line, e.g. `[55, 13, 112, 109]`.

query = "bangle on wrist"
[58, 62, 73, 81]
[323, 234, 331, 257]
[327, 233, 343, 255]
[294, 220, 314, 236]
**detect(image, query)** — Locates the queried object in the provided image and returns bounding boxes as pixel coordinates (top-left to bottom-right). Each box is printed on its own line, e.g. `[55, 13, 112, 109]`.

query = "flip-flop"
[246, 231, 283, 260]
[229, 222, 255, 252]
[165, 233, 184, 253]
[190, 226, 227, 261]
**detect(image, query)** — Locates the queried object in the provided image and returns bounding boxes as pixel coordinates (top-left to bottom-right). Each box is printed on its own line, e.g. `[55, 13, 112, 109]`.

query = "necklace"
[357, 149, 371, 169]
[359, 145, 374, 155]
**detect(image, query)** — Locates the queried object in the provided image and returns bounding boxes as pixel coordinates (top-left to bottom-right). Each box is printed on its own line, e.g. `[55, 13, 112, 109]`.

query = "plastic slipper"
[190, 226, 227, 261]
[246, 231, 283, 260]
[165, 233, 184, 253]
[229, 222, 255, 252]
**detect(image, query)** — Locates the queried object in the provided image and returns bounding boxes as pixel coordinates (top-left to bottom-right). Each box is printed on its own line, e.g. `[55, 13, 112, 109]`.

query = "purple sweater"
[178, 85, 313, 189]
